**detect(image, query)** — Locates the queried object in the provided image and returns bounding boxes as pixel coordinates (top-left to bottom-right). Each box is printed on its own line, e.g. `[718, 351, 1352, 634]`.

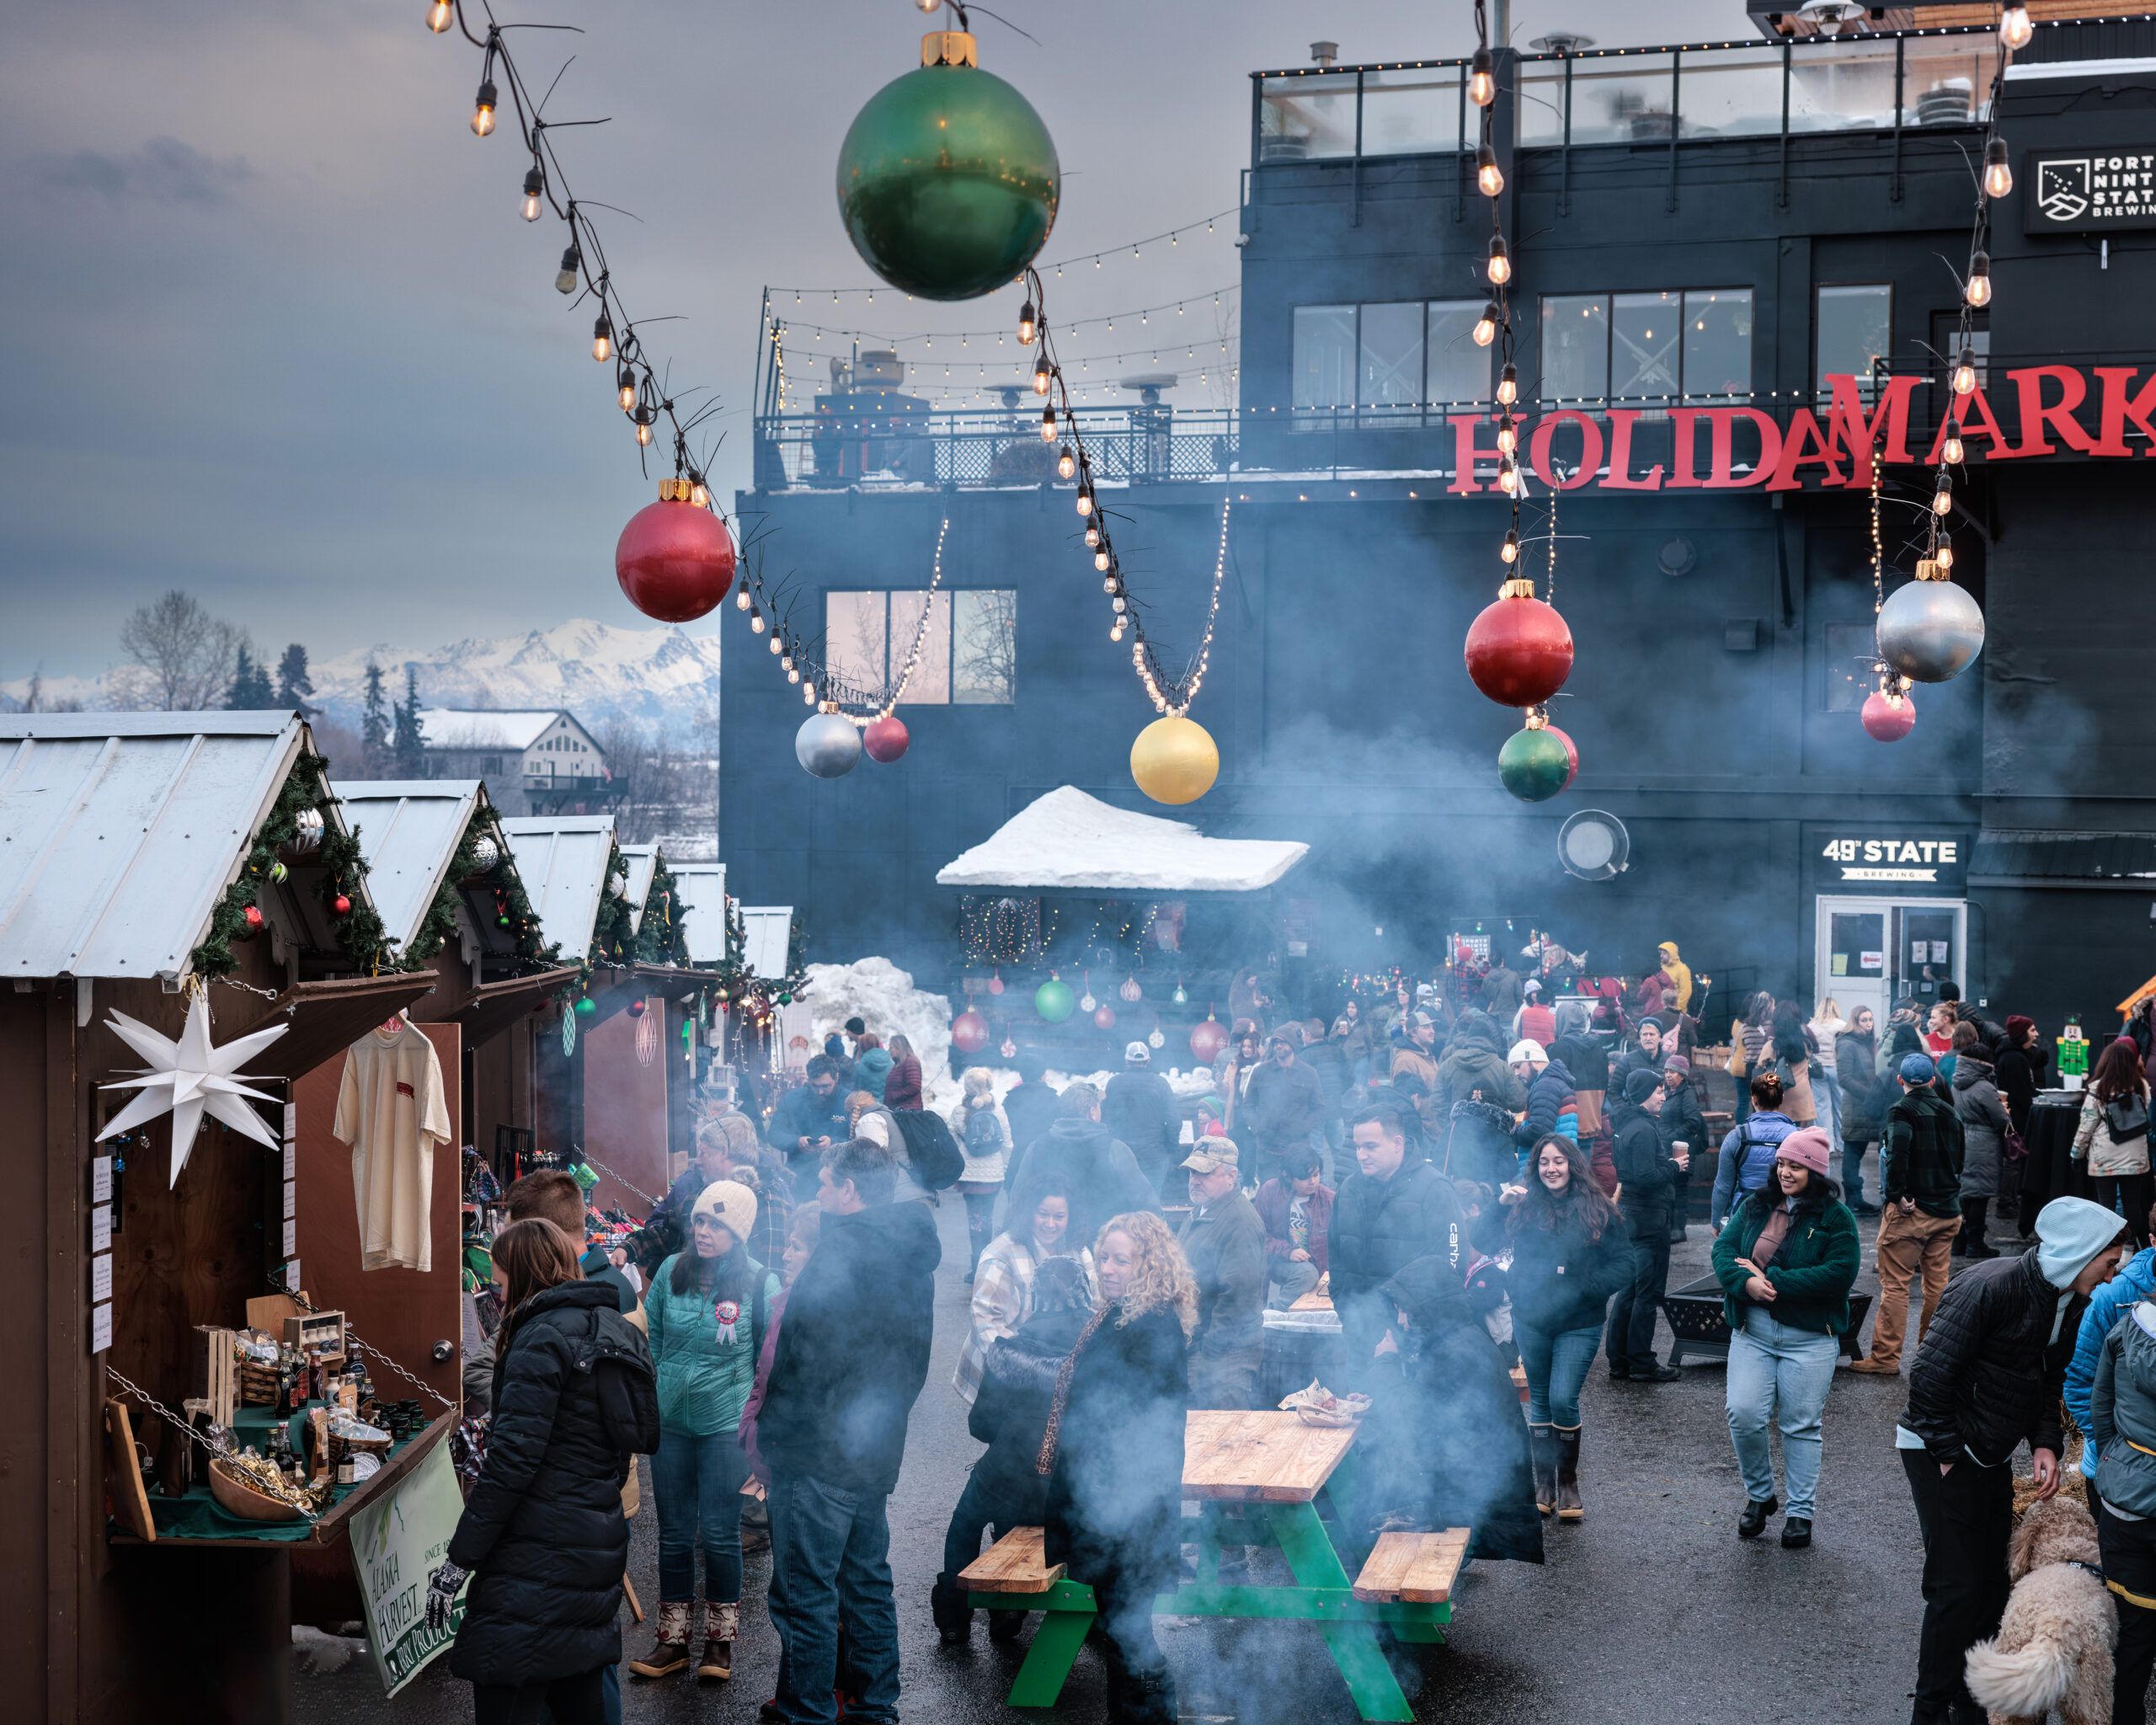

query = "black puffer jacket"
[1505, 1202, 1635, 1334]
[1902, 1249, 2083, 1467]
[1610, 1098, 1675, 1237]
[1329, 1159, 1467, 1356]
[1003, 1118, 1162, 1243]
[968, 1302, 1090, 1522]
[1102, 1070, 1182, 1188]
[447, 1281, 651, 1685]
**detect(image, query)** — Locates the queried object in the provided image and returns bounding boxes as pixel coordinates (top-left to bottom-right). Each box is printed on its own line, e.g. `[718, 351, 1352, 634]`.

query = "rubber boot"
[698, 1600, 737, 1680]
[1529, 1423, 1556, 1516]
[1554, 1425, 1584, 1521]
[1962, 1198, 1999, 1259]
[628, 1600, 694, 1678]
[930, 1572, 971, 1645]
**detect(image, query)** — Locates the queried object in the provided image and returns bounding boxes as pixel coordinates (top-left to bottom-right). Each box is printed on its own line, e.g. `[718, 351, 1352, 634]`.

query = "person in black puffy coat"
[433, 1217, 654, 1725]
[1330, 1102, 1467, 1388]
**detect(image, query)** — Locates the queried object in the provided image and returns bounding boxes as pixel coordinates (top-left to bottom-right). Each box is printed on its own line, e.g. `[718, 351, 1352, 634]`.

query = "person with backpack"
[425, 1218, 656, 1725]
[1850, 1055, 1965, 1375]
[627, 1182, 781, 1685]
[2075, 1037, 2154, 1249]
[1710, 1072, 1797, 1227]
[953, 1068, 1011, 1279]
[1001, 1083, 1161, 1245]
[1949, 1023, 2009, 1260]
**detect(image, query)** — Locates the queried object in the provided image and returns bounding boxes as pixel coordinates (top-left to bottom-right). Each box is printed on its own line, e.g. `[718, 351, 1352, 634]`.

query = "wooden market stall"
[0, 713, 456, 1725]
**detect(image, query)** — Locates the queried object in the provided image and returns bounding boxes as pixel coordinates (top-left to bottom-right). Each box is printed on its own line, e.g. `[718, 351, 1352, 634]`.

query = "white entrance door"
[1815, 896, 1967, 1033]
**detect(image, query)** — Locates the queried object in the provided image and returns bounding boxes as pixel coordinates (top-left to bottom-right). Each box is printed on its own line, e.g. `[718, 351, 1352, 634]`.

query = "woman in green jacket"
[1710, 1127, 1859, 1551]
[627, 1180, 781, 1685]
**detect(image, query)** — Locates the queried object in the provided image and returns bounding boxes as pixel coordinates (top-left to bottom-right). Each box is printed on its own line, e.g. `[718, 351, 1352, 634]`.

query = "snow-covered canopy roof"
[418, 709, 568, 751]
[669, 863, 728, 964]
[935, 785, 1307, 894]
[499, 814, 615, 957]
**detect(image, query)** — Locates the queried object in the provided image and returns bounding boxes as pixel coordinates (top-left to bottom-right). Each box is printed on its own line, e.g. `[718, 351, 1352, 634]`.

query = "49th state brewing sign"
[1819, 835, 1969, 893]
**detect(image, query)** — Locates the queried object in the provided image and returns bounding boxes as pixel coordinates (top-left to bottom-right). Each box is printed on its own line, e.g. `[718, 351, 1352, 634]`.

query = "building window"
[1825, 624, 1876, 712]
[1539, 288, 1753, 406]
[483, 755, 504, 776]
[1817, 283, 1892, 401]
[825, 590, 1017, 706]
[1291, 300, 1489, 421]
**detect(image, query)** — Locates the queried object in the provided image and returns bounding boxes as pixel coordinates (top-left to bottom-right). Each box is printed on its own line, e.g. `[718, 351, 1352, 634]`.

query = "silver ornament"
[1876, 576, 1985, 684]
[291, 807, 324, 854]
[470, 835, 500, 873]
[795, 713, 862, 779]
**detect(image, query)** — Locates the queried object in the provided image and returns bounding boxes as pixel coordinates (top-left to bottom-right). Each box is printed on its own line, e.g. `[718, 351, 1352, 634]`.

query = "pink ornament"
[1543, 723, 1580, 790]
[988, 969, 1005, 996]
[1119, 975, 1143, 1003]
[1189, 1014, 1228, 1064]
[863, 715, 910, 763]
[1093, 1005, 1117, 1030]
[614, 497, 736, 622]
[1861, 688, 1916, 742]
[952, 1009, 990, 1053]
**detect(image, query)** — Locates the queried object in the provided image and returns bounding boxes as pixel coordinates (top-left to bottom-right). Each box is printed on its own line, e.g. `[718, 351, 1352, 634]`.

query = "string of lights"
[766, 284, 1239, 351]
[872, 516, 950, 723]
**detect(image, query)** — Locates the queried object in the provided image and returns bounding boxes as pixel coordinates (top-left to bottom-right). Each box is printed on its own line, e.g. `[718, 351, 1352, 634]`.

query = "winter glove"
[424, 1561, 468, 1635]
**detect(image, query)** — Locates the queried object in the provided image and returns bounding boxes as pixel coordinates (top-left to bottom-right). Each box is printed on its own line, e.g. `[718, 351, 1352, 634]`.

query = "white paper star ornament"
[98, 995, 290, 1186]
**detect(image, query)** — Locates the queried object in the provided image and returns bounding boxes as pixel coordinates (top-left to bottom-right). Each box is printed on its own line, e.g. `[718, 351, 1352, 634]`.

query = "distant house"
[416, 708, 608, 816]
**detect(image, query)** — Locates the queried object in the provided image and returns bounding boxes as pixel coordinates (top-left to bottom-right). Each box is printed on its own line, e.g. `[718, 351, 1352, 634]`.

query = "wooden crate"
[283, 1310, 346, 1364]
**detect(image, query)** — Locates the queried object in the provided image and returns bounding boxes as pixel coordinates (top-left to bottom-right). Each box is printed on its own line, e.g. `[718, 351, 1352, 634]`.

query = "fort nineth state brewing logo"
[2038, 158, 2091, 223]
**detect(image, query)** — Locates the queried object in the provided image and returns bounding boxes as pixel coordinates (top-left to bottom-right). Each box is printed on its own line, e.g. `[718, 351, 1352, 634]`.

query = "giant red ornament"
[1189, 1012, 1228, 1065]
[951, 1008, 990, 1053]
[1861, 687, 1916, 742]
[863, 715, 910, 763]
[1465, 579, 1574, 708]
[614, 483, 737, 622]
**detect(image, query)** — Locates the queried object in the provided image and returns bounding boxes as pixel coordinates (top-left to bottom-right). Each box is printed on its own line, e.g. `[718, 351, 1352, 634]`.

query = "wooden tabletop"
[1183, 1409, 1358, 1503]
[1289, 1288, 1334, 1313]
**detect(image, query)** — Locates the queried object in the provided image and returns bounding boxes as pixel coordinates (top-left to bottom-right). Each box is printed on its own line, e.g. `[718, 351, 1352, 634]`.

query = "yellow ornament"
[1129, 715, 1219, 805]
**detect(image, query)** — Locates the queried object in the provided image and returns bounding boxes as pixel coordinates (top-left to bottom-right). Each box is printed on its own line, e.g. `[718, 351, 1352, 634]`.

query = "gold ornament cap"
[1498, 577, 1537, 600]
[1915, 558, 1947, 582]
[922, 30, 977, 66]
[659, 476, 698, 503]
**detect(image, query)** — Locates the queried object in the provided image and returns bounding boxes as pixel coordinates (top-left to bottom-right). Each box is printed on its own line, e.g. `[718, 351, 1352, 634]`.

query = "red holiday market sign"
[1444, 367, 2156, 495]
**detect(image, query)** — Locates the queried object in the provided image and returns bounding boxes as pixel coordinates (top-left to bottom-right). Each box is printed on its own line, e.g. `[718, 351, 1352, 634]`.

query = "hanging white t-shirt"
[333, 1021, 452, 1272]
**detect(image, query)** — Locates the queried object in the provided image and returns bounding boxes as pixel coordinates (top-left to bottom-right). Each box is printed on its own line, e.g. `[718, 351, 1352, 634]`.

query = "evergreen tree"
[275, 644, 316, 714]
[392, 665, 426, 777]
[360, 660, 391, 773]
[225, 645, 275, 709]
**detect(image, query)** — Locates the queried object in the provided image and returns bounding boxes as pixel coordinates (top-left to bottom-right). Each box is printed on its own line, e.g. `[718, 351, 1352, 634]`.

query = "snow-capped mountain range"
[1, 618, 725, 737]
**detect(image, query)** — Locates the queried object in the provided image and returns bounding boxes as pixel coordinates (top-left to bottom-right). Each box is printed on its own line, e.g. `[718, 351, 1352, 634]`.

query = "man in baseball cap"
[1103, 1034, 1181, 1195]
[1177, 1136, 1267, 1412]
[1853, 1049, 1967, 1376]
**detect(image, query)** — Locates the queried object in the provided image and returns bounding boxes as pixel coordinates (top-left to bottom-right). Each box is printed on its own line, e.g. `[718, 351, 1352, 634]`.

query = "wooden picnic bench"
[962, 1411, 1467, 1722]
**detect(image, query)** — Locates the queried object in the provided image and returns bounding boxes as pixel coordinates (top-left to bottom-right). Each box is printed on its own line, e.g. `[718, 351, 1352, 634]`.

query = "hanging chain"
[865, 516, 951, 723]
[282, 1284, 456, 1413]
[105, 1366, 324, 1523]
[575, 1153, 659, 1212]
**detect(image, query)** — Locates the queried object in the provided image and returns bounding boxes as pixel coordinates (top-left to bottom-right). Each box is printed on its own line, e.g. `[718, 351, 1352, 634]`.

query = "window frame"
[822, 588, 1017, 708]
[1289, 298, 1491, 422]
[1535, 286, 1755, 407]
[1813, 280, 1895, 405]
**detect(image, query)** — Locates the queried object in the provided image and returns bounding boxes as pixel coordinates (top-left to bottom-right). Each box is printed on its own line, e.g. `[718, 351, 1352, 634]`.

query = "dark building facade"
[727, 18, 2156, 1041]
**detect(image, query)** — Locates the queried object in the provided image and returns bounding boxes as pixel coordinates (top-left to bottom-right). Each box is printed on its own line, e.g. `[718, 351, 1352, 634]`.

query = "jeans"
[1266, 1257, 1321, 1310]
[962, 1192, 997, 1274]
[1724, 1307, 1840, 1518]
[474, 1670, 608, 1725]
[1515, 1321, 1602, 1427]
[940, 1468, 1010, 1581]
[2094, 1172, 2156, 1248]
[1903, 1449, 2014, 1717]
[2100, 1500, 2156, 1725]
[768, 1470, 900, 1725]
[1813, 1071, 1842, 1145]
[652, 1427, 750, 1604]
[1840, 1135, 1875, 1207]
[1605, 1230, 1672, 1371]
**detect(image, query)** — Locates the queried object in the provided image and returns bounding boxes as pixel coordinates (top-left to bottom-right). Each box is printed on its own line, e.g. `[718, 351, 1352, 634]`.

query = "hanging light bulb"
[1932, 472, 1954, 515]
[780, 652, 793, 670]
[1040, 404, 1057, 442]
[2000, 3, 2033, 49]
[787, 667, 801, 683]
[1941, 428, 1966, 465]
[769, 633, 783, 655]
[521, 167, 544, 221]
[1497, 361, 1518, 407]
[1497, 457, 1518, 495]
[617, 366, 637, 412]
[1468, 47, 1497, 108]
[472, 79, 499, 136]
[1033, 355, 1054, 398]
[1076, 492, 1094, 517]
[1964, 250, 1993, 308]
[750, 609, 766, 633]
[1473, 302, 1499, 347]
[1501, 528, 1519, 564]
[1951, 346, 1978, 395]
[635, 417, 654, 447]
[1486, 233, 1512, 286]
[1085, 525, 1100, 548]
[591, 314, 613, 363]
[1057, 445, 1075, 480]
[1984, 138, 2014, 199]
[690, 474, 710, 509]
[1102, 575, 1118, 594]
[1936, 543, 1955, 569]
[804, 686, 817, 706]
[1095, 550, 1111, 572]
[1476, 143, 1504, 197]
[426, 0, 454, 31]
[1017, 301, 1037, 345]
[554, 244, 580, 295]
[735, 588, 752, 611]
[1495, 414, 1518, 456]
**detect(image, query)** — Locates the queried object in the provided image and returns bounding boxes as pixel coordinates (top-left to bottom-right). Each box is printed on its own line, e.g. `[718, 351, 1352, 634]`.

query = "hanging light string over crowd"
[1469, 0, 1525, 579]
[769, 283, 1238, 347]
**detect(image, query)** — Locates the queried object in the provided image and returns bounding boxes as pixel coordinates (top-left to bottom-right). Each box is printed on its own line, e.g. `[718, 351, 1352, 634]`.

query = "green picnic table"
[962, 1409, 1467, 1722]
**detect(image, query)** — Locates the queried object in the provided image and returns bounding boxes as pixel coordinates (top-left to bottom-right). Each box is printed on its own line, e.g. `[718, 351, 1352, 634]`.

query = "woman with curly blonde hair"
[1035, 1212, 1193, 1724]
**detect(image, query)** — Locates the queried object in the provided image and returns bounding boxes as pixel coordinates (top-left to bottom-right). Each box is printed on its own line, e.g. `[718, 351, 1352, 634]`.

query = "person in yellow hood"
[1657, 943, 1694, 1015]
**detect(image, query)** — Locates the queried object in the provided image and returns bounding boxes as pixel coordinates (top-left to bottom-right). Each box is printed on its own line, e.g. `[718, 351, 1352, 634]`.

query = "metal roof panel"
[331, 780, 482, 951]
[499, 814, 616, 958]
[670, 862, 728, 964]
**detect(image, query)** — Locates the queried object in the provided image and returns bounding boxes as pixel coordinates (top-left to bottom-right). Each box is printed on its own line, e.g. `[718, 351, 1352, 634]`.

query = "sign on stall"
[352, 1438, 466, 1696]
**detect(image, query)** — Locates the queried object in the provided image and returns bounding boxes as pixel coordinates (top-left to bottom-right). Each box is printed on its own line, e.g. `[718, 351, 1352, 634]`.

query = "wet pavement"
[296, 1180, 2044, 1725]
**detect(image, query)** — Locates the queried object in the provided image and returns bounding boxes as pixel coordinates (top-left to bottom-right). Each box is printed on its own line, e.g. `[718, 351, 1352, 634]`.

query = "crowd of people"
[420, 978, 2156, 1725]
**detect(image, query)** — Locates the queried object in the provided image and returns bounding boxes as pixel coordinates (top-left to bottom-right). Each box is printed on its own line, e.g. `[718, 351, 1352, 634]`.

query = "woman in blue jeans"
[1500, 1135, 1634, 1522]
[1709, 1127, 1860, 1551]
[628, 1180, 780, 1685]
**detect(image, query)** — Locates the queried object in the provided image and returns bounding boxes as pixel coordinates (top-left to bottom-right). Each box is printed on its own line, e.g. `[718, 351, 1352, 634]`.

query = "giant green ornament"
[1034, 976, 1075, 1023]
[1499, 725, 1572, 804]
[835, 32, 1059, 302]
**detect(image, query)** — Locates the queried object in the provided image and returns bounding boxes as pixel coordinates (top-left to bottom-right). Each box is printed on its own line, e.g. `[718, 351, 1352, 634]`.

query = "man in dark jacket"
[1331, 1103, 1467, 1387]
[1657, 1057, 1708, 1243]
[1177, 1139, 1267, 1409]
[759, 1140, 939, 1725]
[769, 1057, 851, 1194]
[1002, 1082, 1161, 1243]
[1854, 1055, 1967, 1375]
[1000, 1054, 1062, 1169]
[1508, 1041, 1577, 1159]
[1604, 1068, 1685, 1381]
[1254, 1147, 1332, 1308]
[1241, 1027, 1327, 1190]
[1897, 1195, 2130, 1725]
[1103, 1042, 1182, 1196]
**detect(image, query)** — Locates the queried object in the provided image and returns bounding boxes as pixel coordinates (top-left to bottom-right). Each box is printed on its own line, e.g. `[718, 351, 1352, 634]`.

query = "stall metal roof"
[739, 905, 792, 979]
[0, 711, 320, 979]
[499, 814, 616, 958]
[934, 785, 1308, 894]
[669, 862, 729, 964]
[617, 844, 659, 935]
[331, 780, 482, 953]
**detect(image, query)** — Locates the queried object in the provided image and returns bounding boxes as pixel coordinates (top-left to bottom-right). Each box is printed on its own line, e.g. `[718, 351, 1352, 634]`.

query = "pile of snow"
[935, 785, 1307, 893]
[803, 957, 958, 1113]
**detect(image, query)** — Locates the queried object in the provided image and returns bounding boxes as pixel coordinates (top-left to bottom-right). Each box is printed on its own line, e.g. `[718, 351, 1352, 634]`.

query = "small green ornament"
[835, 40, 1059, 302]
[575, 996, 596, 1017]
[498, 914, 512, 928]
[776, 991, 792, 1005]
[269, 860, 289, 884]
[1498, 725, 1572, 804]
[1035, 976, 1075, 1023]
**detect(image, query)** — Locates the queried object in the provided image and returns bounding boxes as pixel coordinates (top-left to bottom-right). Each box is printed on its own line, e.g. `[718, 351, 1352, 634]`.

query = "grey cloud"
[29, 135, 249, 204]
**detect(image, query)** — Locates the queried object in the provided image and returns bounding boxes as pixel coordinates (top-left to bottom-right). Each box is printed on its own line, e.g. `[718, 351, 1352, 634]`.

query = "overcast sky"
[0, 0, 1732, 682]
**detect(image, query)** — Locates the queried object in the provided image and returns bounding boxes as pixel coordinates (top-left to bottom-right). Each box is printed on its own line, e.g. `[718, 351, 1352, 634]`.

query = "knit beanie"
[1662, 1055, 1691, 1076]
[1508, 1039, 1548, 1065]
[2035, 1196, 2127, 1291]
[1777, 1127, 1833, 1177]
[692, 1179, 759, 1246]
[1622, 1067, 1664, 1103]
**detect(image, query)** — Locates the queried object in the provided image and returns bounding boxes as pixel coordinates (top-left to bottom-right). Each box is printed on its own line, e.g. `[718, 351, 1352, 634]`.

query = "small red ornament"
[1544, 723, 1580, 790]
[628, 999, 647, 1017]
[1861, 687, 1917, 742]
[951, 1009, 990, 1054]
[1189, 1012, 1228, 1065]
[243, 905, 264, 931]
[333, 894, 352, 916]
[988, 969, 1004, 996]
[1465, 581, 1574, 708]
[863, 715, 910, 764]
[615, 488, 737, 622]
[1093, 1005, 1117, 1030]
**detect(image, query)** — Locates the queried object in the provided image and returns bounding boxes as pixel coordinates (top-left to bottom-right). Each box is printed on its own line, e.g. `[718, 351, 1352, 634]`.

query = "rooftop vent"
[1310, 40, 1337, 66]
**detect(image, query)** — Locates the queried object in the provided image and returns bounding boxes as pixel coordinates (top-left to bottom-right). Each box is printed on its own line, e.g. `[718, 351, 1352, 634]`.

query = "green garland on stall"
[404, 807, 556, 971]
[189, 750, 394, 977]
[590, 841, 635, 965]
[633, 850, 691, 966]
